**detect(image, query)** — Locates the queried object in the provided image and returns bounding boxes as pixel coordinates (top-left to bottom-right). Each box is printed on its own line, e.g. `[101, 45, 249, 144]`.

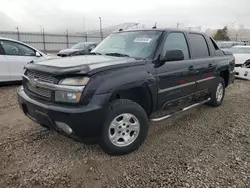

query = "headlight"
[55, 77, 89, 103]
[59, 77, 90, 86]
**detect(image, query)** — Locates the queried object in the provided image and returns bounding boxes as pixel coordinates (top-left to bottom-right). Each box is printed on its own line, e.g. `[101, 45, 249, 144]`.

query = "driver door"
[156, 32, 196, 110]
[0, 40, 40, 81]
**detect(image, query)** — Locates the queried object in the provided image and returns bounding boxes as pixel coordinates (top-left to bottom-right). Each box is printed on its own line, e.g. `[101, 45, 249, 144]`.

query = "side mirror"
[163, 50, 184, 62]
[35, 51, 41, 57]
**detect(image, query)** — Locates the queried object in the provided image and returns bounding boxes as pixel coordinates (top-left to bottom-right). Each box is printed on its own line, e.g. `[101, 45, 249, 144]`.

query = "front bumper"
[17, 86, 111, 139]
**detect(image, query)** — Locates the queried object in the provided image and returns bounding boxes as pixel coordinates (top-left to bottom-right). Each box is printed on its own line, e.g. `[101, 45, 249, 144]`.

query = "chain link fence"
[0, 31, 103, 53]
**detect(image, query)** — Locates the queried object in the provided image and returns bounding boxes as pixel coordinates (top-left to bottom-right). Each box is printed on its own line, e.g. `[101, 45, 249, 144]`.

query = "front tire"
[99, 99, 148, 155]
[208, 77, 225, 107]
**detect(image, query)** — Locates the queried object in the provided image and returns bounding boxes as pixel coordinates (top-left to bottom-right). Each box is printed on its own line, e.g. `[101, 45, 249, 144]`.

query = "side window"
[0, 40, 35, 56]
[162, 32, 190, 60]
[189, 34, 210, 58]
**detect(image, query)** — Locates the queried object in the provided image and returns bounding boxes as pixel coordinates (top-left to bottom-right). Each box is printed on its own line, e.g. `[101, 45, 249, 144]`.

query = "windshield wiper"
[105, 52, 130, 57]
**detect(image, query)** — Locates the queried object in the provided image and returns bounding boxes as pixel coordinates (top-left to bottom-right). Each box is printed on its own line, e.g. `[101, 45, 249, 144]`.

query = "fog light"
[55, 121, 73, 134]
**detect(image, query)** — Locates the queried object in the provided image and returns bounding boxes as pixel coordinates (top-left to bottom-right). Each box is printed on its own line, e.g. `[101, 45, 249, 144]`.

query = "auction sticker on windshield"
[134, 38, 152, 43]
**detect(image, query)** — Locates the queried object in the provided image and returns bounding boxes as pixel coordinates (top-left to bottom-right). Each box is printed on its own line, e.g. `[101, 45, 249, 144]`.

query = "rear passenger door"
[188, 33, 216, 92]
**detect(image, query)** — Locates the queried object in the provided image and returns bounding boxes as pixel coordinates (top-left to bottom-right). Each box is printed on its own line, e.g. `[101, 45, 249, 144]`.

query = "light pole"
[99, 17, 103, 40]
[40, 25, 43, 33]
[15, 26, 20, 41]
[42, 27, 46, 51]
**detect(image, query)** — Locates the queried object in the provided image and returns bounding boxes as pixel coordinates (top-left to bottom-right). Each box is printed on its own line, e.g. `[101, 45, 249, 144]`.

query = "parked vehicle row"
[17, 28, 235, 155]
[0, 38, 99, 83]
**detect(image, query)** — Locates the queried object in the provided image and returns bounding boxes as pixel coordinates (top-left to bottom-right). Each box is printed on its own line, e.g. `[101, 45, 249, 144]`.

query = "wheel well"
[110, 86, 152, 117]
[220, 70, 229, 87]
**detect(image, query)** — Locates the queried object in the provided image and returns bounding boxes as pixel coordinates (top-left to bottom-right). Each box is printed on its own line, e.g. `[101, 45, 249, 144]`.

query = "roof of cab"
[114, 28, 206, 34]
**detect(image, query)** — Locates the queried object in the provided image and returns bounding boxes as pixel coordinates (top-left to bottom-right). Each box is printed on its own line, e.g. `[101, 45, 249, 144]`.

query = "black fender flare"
[95, 71, 158, 112]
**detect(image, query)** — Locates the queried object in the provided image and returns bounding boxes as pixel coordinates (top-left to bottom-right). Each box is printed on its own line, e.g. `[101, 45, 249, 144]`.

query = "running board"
[150, 98, 211, 122]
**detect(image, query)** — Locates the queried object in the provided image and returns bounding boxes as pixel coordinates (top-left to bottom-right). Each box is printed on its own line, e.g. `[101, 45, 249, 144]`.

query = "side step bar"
[150, 98, 211, 122]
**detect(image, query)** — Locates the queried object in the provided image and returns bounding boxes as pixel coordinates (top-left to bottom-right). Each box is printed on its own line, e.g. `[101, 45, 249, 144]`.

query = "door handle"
[188, 66, 194, 71]
[208, 63, 213, 67]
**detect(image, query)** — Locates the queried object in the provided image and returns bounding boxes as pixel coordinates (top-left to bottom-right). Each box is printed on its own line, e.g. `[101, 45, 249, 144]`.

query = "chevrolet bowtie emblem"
[29, 78, 38, 87]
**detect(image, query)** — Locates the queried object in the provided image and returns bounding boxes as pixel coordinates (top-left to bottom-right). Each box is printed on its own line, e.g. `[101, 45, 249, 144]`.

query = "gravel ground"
[0, 80, 249, 188]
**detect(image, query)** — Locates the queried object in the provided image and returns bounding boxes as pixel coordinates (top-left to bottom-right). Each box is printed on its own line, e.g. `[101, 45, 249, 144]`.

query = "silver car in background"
[0, 37, 53, 82]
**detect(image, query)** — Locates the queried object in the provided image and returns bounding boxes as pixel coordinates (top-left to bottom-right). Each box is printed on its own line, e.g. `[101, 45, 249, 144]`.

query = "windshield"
[71, 43, 86, 50]
[230, 47, 250, 54]
[92, 30, 162, 59]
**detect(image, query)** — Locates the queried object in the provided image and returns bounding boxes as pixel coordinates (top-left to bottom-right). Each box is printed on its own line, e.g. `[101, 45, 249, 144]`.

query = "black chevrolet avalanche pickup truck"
[18, 29, 235, 155]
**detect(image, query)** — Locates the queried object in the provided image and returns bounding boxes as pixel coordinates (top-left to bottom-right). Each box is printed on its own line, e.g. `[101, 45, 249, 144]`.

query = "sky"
[0, 0, 250, 33]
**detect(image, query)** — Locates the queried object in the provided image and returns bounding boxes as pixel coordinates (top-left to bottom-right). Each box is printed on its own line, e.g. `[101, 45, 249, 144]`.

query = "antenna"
[152, 22, 157, 29]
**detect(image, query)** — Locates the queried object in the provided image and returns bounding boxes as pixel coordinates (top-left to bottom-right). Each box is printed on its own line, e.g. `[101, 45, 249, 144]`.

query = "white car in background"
[0, 37, 53, 82]
[229, 45, 250, 80]
[217, 41, 246, 50]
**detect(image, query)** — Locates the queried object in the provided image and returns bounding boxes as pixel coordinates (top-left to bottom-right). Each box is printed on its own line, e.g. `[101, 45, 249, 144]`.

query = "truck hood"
[25, 55, 145, 76]
[233, 54, 250, 65]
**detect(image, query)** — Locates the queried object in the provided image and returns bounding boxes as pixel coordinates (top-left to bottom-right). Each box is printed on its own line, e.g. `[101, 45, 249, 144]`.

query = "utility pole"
[66, 29, 69, 48]
[40, 25, 43, 33]
[42, 28, 46, 51]
[15, 26, 20, 41]
[86, 30, 88, 42]
[177, 22, 180, 28]
[99, 17, 103, 40]
[82, 16, 85, 33]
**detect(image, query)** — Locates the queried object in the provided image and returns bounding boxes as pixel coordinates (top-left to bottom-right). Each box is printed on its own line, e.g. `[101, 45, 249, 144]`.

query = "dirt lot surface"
[0, 80, 250, 188]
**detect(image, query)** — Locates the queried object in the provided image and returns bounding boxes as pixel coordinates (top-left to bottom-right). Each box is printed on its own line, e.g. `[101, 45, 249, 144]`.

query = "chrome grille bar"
[23, 75, 85, 92]
[26, 71, 56, 83]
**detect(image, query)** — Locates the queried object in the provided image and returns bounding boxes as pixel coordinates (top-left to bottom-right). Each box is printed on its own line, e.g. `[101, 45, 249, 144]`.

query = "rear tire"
[99, 99, 148, 155]
[208, 77, 225, 107]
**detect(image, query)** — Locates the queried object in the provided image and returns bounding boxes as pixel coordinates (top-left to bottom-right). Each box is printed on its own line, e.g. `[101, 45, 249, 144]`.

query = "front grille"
[26, 71, 57, 83]
[25, 71, 57, 101]
[27, 83, 52, 99]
